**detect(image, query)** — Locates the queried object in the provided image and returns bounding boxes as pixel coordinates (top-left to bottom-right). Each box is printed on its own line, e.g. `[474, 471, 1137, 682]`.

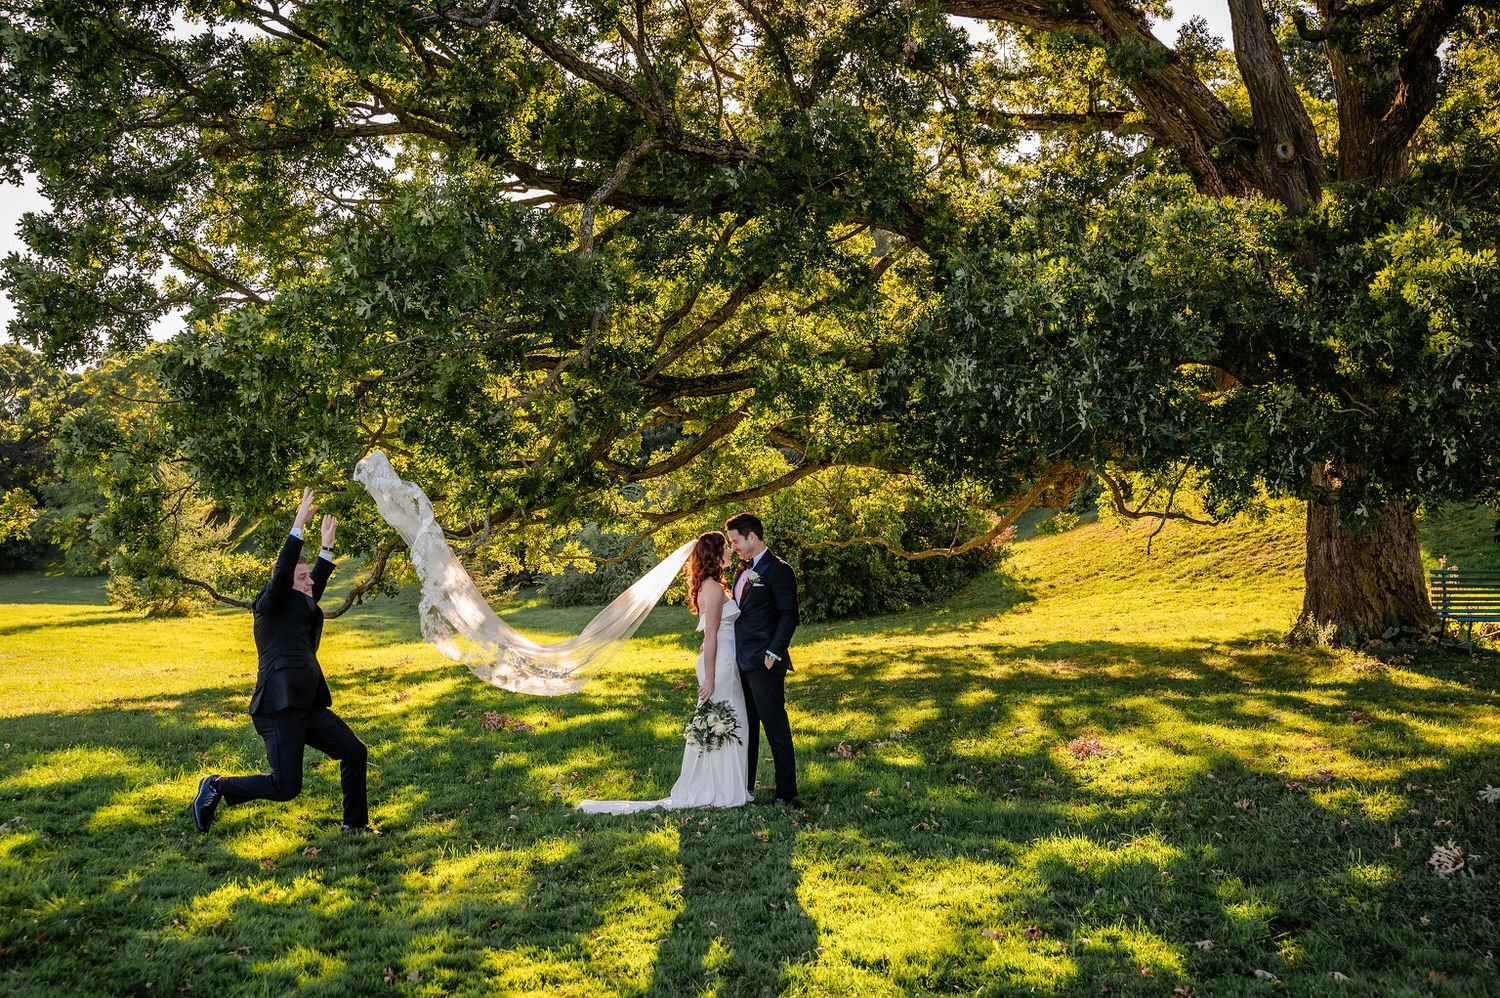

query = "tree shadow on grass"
[645, 810, 817, 997]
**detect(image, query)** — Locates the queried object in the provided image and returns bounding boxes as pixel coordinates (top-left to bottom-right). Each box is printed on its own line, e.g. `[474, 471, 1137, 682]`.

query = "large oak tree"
[2, 0, 1497, 634]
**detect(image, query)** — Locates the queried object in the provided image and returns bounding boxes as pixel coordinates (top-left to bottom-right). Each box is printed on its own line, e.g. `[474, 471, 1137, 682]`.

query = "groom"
[190, 487, 377, 835]
[726, 513, 800, 806]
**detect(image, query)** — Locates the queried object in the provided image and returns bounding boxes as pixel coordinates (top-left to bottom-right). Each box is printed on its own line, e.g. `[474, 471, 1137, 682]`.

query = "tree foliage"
[2, 1, 1497, 633]
[0, 344, 76, 566]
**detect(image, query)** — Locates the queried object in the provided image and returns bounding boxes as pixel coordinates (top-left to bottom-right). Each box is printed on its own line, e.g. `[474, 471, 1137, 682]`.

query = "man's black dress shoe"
[192, 775, 222, 833]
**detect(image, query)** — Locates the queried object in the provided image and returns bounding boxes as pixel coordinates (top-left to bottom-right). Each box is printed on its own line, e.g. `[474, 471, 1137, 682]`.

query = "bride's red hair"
[685, 531, 729, 613]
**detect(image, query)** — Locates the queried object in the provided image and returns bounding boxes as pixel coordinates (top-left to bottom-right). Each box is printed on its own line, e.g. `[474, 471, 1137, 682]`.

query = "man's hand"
[320, 513, 337, 550]
[293, 487, 317, 531]
[764, 653, 776, 670]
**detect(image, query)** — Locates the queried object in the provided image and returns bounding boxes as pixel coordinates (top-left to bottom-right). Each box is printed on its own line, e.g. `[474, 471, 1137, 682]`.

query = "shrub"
[1035, 511, 1080, 536]
[543, 525, 660, 607]
[758, 470, 1007, 622]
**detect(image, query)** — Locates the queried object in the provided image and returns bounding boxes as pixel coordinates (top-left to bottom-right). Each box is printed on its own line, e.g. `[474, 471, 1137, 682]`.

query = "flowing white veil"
[353, 450, 694, 695]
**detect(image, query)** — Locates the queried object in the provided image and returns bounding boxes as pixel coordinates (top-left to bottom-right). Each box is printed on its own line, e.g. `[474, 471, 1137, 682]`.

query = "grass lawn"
[2, 504, 1499, 996]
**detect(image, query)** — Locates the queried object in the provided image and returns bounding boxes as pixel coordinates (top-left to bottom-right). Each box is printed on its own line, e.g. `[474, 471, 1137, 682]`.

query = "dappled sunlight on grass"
[3, 746, 157, 792]
[4, 507, 1500, 993]
[261, 944, 348, 988]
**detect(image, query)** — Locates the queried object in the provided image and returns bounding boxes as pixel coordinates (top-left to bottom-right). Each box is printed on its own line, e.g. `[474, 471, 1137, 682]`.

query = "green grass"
[2, 504, 1499, 996]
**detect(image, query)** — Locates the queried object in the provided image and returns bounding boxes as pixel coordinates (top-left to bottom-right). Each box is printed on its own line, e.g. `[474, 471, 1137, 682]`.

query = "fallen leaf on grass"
[829, 742, 854, 759]
[1012, 726, 1033, 735]
[1024, 925, 1045, 940]
[393, 691, 411, 703]
[752, 830, 770, 842]
[1330, 971, 1351, 983]
[481, 712, 535, 733]
[1193, 940, 1215, 952]
[232, 945, 251, 956]
[301, 847, 320, 858]
[1172, 987, 1194, 997]
[670, 679, 693, 693]
[1428, 841, 1466, 876]
[406, 970, 423, 982]
[217, 711, 235, 719]
[382, 967, 397, 984]
[1478, 784, 1500, 804]
[1253, 969, 1280, 982]
[980, 929, 1002, 940]
[258, 858, 276, 871]
[1066, 736, 1114, 761]
[1234, 799, 1254, 809]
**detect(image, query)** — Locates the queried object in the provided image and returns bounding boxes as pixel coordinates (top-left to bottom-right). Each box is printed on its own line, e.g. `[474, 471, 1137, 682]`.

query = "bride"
[578, 531, 752, 813]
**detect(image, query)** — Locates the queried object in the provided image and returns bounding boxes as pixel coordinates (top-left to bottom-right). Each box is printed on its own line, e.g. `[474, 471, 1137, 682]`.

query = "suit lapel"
[741, 551, 771, 610]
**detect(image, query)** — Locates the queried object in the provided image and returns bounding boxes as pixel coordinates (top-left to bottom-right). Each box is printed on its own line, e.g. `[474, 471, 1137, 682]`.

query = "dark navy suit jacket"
[248, 534, 334, 715]
[733, 550, 799, 672]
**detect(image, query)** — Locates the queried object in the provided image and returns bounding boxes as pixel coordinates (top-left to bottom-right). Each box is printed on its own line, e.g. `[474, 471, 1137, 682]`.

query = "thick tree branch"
[945, 0, 1257, 199]
[643, 460, 826, 526]
[326, 540, 401, 618]
[626, 407, 751, 480]
[579, 137, 656, 253]
[1324, 0, 1467, 186]
[1226, 0, 1326, 212]
[1097, 469, 1216, 528]
[174, 574, 254, 609]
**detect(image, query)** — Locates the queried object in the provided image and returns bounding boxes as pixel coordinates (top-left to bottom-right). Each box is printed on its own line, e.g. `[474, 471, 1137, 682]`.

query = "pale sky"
[0, 2, 1234, 344]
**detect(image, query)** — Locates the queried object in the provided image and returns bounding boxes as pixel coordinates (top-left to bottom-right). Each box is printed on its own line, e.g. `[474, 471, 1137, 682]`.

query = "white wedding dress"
[578, 599, 752, 814]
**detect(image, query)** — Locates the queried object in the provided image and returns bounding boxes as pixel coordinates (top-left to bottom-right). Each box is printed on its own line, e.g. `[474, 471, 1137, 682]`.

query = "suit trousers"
[740, 663, 797, 801]
[218, 706, 368, 827]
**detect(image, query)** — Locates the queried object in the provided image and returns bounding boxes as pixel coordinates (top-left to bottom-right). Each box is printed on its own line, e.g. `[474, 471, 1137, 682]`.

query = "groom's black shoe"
[192, 775, 222, 833]
[772, 797, 803, 809]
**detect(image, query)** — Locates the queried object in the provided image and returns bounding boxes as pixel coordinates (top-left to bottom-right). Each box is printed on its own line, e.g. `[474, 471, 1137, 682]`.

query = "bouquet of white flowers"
[683, 699, 741, 756]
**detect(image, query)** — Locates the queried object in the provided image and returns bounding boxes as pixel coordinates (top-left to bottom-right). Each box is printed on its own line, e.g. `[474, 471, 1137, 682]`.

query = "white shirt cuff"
[290, 527, 303, 539]
[766, 651, 781, 661]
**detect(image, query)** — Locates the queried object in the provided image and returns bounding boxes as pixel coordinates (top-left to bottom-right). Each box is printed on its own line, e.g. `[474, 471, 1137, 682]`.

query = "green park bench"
[1430, 567, 1500, 653]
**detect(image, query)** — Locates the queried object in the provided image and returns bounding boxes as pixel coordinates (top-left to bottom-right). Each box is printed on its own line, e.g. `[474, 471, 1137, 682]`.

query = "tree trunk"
[1300, 469, 1436, 640]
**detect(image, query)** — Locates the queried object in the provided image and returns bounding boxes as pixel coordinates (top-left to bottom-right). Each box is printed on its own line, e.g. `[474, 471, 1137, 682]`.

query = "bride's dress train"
[578, 600, 752, 814]
[354, 450, 694, 694]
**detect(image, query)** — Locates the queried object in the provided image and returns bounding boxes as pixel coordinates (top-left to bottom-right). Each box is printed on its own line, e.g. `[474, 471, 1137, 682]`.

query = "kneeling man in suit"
[191, 487, 377, 835]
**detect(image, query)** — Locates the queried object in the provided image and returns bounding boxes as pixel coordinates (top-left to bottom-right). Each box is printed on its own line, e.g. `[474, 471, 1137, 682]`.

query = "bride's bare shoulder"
[698, 579, 726, 607]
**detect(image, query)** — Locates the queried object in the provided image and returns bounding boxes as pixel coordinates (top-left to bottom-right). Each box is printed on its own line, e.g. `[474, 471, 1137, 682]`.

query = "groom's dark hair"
[724, 512, 764, 541]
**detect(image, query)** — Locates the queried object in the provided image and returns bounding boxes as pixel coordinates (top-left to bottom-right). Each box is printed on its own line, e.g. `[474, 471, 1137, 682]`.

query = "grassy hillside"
[1, 505, 1498, 996]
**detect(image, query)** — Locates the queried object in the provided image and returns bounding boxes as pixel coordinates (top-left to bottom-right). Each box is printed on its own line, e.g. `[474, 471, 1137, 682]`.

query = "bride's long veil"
[354, 450, 693, 695]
